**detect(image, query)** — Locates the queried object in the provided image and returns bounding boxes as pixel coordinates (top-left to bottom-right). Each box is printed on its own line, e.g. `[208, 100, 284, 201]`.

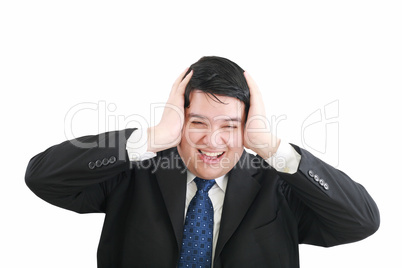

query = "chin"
[191, 160, 234, 180]
[194, 168, 226, 180]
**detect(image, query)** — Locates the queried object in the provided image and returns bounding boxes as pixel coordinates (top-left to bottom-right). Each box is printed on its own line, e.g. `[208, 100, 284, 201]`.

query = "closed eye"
[190, 121, 209, 128]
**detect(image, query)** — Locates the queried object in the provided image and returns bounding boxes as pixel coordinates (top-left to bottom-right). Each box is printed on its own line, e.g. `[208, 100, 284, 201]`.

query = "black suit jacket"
[25, 128, 380, 267]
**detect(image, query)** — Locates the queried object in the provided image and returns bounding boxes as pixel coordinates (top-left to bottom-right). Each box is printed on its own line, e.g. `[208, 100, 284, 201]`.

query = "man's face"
[177, 91, 245, 180]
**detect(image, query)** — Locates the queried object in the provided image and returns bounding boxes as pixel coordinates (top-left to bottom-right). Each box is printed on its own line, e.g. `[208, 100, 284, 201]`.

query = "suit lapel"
[154, 148, 187, 251]
[214, 151, 261, 259]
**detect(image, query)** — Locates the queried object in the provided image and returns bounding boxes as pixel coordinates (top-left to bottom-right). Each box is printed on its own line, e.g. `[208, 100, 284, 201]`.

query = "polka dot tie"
[178, 177, 216, 268]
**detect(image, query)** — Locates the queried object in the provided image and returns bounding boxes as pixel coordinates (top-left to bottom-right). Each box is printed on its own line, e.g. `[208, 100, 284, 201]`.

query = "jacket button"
[95, 160, 102, 167]
[323, 183, 329, 190]
[308, 170, 314, 178]
[314, 174, 320, 182]
[102, 158, 109, 165]
[109, 156, 116, 164]
[88, 162, 95, 169]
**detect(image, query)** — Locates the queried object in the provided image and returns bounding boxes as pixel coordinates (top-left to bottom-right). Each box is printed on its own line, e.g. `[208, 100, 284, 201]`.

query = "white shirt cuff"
[264, 142, 301, 174]
[126, 128, 157, 161]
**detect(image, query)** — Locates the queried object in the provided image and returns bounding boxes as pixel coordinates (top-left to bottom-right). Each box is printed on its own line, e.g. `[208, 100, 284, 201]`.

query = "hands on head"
[243, 71, 281, 159]
[147, 68, 280, 160]
[147, 68, 193, 153]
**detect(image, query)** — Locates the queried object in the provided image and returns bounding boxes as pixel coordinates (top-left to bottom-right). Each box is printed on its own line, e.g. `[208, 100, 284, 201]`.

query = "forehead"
[186, 91, 244, 120]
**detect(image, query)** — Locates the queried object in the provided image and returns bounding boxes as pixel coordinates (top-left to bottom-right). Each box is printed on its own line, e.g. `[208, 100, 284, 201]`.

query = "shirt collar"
[186, 170, 228, 193]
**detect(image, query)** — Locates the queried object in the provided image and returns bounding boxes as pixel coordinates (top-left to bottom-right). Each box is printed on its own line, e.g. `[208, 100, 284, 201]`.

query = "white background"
[1, 0, 401, 267]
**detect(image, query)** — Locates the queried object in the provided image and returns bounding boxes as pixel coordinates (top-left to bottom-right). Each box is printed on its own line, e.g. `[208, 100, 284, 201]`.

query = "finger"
[244, 72, 266, 120]
[244, 71, 263, 106]
[244, 71, 260, 94]
[176, 69, 193, 95]
[172, 67, 190, 91]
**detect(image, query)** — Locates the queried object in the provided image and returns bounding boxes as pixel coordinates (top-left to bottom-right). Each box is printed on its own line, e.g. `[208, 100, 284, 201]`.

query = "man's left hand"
[243, 71, 281, 159]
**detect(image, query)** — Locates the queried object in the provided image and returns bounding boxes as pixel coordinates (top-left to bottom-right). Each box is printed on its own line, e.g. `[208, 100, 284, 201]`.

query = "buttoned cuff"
[126, 128, 157, 161]
[264, 142, 301, 174]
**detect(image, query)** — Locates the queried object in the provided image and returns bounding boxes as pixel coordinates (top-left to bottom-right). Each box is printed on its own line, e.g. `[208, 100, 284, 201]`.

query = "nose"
[203, 129, 227, 149]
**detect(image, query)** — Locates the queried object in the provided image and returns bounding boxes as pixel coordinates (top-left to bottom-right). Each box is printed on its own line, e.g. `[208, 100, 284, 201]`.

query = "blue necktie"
[178, 177, 216, 268]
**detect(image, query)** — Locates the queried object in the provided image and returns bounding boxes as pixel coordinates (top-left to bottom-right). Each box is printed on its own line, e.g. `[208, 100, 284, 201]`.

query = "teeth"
[200, 150, 224, 157]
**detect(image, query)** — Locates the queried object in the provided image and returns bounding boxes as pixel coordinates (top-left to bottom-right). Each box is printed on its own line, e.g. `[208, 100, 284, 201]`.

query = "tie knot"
[194, 177, 216, 193]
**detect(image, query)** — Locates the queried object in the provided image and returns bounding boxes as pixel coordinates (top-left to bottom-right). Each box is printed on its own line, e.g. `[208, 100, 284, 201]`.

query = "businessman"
[25, 56, 380, 267]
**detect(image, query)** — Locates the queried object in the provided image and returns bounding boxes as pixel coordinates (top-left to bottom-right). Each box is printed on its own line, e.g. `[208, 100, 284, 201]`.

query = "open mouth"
[198, 150, 225, 163]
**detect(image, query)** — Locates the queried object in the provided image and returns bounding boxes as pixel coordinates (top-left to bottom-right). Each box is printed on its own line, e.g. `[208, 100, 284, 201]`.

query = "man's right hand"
[147, 68, 193, 153]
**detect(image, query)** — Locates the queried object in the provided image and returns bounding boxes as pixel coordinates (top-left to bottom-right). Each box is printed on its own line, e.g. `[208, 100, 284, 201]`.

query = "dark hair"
[184, 56, 250, 119]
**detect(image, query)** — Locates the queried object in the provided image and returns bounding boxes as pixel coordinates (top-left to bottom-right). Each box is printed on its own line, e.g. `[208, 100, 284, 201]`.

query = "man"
[25, 56, 380, 267]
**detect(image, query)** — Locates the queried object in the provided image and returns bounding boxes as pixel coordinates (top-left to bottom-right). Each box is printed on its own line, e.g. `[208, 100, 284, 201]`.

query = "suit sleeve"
[279, 144, 380, 247]
[25, 128, 136, 214]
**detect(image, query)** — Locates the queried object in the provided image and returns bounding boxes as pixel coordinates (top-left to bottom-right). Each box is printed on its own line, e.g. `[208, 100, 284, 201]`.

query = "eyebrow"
[188, 113, 242, 122]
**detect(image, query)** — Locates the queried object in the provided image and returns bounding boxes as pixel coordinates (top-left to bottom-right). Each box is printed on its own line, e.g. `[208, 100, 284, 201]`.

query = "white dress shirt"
[126, 128, 301, 263]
